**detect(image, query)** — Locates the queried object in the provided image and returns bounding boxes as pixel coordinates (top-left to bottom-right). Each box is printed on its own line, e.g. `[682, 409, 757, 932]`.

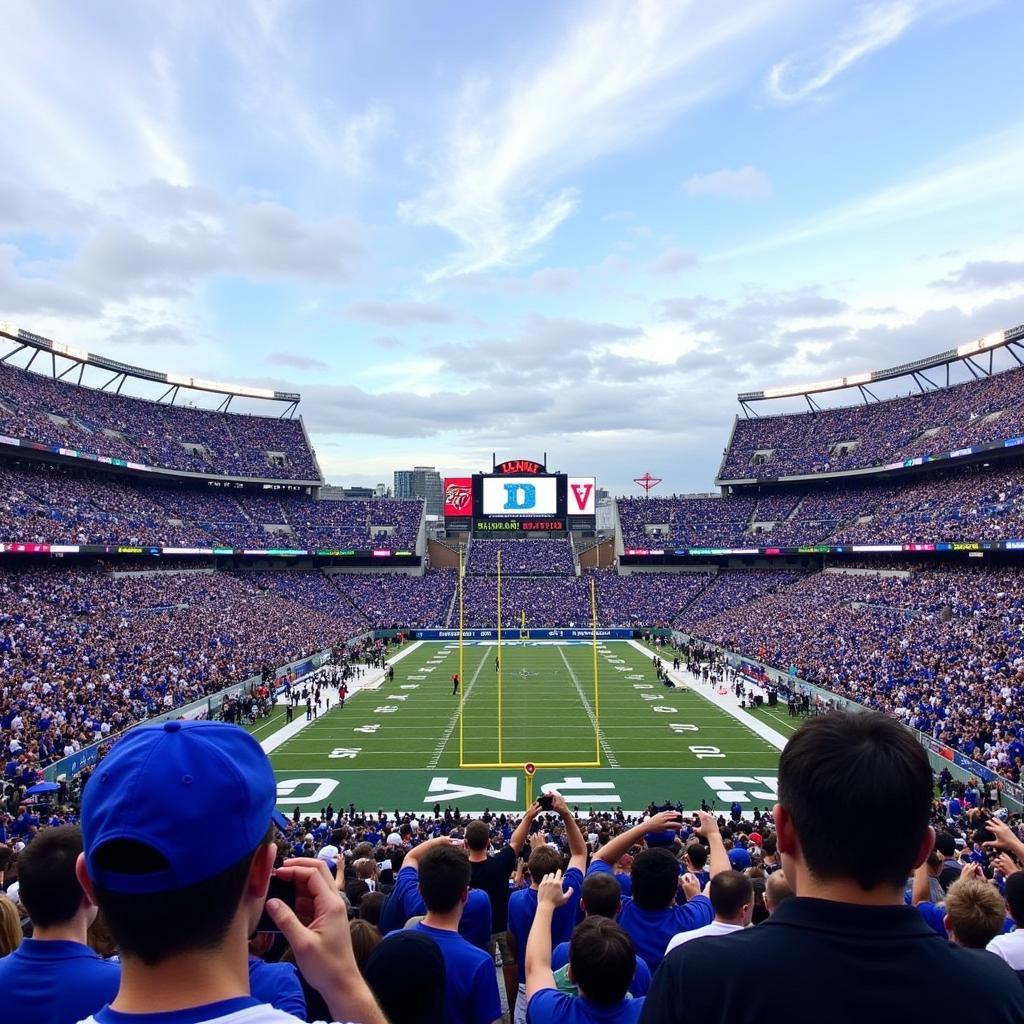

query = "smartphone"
[538, 794, 554, 812]
[256, 875, 297, 933]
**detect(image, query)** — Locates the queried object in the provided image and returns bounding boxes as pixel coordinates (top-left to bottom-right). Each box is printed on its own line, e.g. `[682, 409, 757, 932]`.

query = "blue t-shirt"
[247, 955, 306, 1018]
[916, 901, 948, 937]
[85, 996, 262, 1024]
[0, 938, 121, 1024]
[587, 860, 713, 974]
[528, 988, 645, 1023]
[414, 923, 501, 1024]
[380, 865, 493, 949]
[508, 867, 584, 983]
[551, 940, 651, 998]
[614, 871, 633, 898]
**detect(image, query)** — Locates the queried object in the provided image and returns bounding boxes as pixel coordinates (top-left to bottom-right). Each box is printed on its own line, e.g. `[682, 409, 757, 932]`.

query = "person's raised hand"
[679, 872, 700, 900]
[992, 852, 1020, 877]
[529, 832, 547, 851]
[267, 857, 354, 996]
[982, 816, 1022, 851]
[644, 810, 683, 833]
[537, 870, 572, 910]
[695, 810, 721, 838]
[550, 790, 569, 816]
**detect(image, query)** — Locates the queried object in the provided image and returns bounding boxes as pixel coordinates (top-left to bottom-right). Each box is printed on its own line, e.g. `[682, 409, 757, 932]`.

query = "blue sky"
[1, 0, 1023, 492]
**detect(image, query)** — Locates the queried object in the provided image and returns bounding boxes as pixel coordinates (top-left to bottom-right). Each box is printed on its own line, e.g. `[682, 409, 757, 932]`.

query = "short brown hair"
[528, 846, 562, 884]
[465, 820, 490, 852]
[944, 877, 1005, 949]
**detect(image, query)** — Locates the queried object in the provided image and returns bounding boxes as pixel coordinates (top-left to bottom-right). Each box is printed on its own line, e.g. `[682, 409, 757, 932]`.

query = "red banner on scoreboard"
[443, 477, 472, 516]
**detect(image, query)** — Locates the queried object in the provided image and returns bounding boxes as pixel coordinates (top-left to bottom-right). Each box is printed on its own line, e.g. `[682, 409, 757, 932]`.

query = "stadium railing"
[670, 629, 1024, 810]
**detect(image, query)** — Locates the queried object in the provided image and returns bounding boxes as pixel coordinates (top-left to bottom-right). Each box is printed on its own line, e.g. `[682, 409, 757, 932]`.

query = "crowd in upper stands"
[720, 360, 1024, 479]
[0, 459, 422, 550]
[466, 539, 576, 575]
[0, 361, 319, 479]
[618, 462, 1024, 548]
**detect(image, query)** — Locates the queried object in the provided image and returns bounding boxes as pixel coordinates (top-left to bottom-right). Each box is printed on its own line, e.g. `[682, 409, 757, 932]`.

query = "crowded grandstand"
[3, 317, 1024, 1022]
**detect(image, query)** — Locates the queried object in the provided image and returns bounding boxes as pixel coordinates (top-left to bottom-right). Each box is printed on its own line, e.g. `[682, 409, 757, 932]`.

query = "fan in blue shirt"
[550, 869, 651, 999]
[405, 838, 502, 1024]
[526, 870, 645, 1024]
[587, 810, 731, 975]
[506, 792, 590, 1024]
[0, 825, 120, 1024]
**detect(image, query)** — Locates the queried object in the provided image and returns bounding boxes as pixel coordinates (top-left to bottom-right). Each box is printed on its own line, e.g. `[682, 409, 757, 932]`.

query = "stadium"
[4, 319, 1024, 817]
[5, 5, 1024, 1024]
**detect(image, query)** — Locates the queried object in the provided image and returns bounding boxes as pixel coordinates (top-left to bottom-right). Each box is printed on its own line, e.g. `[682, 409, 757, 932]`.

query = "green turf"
[270, 640, 783, 813]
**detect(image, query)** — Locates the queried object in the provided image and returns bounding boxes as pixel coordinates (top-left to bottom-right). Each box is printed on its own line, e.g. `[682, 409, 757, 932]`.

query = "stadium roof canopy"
[737, 322, 1024, 416]
[0, 321, 302, 417]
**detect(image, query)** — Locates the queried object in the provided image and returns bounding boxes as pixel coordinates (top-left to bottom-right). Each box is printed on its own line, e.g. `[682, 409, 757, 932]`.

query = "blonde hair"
[944, 877, 1005, 949]
[0, 894, 22, 956]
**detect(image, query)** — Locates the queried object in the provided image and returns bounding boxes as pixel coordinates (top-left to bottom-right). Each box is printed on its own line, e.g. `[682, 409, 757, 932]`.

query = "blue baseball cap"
[644, 830, 678, 847]
[82, 720, 277, 894]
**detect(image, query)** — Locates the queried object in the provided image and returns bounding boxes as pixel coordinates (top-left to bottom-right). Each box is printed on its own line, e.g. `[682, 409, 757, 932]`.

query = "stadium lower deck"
[256, 640, 789, 813]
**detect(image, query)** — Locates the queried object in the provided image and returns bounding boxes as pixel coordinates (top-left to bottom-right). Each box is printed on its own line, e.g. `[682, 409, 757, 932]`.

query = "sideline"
[625, 639, 788, 751]
[261, 641, 424, 755]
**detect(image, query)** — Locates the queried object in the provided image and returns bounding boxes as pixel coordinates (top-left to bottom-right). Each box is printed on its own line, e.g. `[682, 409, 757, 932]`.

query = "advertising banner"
[443, 476, 473, 516]
[567, 477, 596, 515]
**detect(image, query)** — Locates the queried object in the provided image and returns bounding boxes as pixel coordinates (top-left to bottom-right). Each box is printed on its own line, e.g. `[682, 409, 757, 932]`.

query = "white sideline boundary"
[625, 639, 788, 751]
[261, 641, 424, 755]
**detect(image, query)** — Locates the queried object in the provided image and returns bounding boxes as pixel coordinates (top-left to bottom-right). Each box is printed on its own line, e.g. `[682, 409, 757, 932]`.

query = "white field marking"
[625, 639, 787, 751]
[556, 646, 619, 768]
[261, 642, 423, 755]
[428, 648, 490, 768]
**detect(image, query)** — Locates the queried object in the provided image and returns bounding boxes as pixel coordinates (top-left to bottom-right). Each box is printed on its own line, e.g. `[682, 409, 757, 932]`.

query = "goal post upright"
[496, 546, 503, 765]
[591, 575, 601, 767]
[456, 545, 601, 772]
[458, 545, 465, 767]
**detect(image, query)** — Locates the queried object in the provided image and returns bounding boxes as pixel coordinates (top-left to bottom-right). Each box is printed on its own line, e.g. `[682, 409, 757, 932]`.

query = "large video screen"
[481, 475, 560, 516]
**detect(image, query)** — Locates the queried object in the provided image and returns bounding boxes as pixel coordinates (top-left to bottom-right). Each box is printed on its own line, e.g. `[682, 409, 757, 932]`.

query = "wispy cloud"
[648, 247, 698, 276]
[767, 2, 923, 103]
[401, 0, 805, 279]
[711, 124, 1024, 261]
[347, 300, 453, 327]
[683, 166, 773, 200]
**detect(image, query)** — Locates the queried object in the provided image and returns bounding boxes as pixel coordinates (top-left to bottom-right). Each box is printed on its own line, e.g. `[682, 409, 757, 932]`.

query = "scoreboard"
[443, 458, 595, 535]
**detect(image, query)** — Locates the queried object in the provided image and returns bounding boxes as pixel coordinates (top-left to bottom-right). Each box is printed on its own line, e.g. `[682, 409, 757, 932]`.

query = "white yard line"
[262, 642, 424, 755]
[557, 647, 619, 768]
[625, 639, 788, 751]
[428, 647, 490, 768]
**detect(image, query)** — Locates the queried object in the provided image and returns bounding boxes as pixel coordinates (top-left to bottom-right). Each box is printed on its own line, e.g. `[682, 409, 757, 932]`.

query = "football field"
[266, 641, 784, 814]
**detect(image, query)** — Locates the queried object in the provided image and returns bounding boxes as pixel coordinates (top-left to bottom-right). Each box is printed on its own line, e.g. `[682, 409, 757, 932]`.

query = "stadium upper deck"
[0, 323, 320, 483]
[719, 323, 1024, 483]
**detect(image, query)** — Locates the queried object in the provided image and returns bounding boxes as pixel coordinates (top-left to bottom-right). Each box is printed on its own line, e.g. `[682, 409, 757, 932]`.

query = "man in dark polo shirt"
[640, 712, 1024, 1024]
[466, 801, 542, 1010]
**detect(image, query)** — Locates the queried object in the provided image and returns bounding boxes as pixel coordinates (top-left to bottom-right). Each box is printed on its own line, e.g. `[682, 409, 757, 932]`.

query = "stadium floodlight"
[165, 373, 278, 400]
[957, 330, 1006, 358]
[761, 371, 871, 400]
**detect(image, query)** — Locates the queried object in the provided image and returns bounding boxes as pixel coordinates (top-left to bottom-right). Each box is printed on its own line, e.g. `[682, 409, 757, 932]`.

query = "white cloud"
[401, 0, 806, 279]
[683, 166, 773, 200]
[347, 300, 454, 327]
[649, 247, 698, 276]
[711, 124, 1024, 262]
[767, 2, 921, 103]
